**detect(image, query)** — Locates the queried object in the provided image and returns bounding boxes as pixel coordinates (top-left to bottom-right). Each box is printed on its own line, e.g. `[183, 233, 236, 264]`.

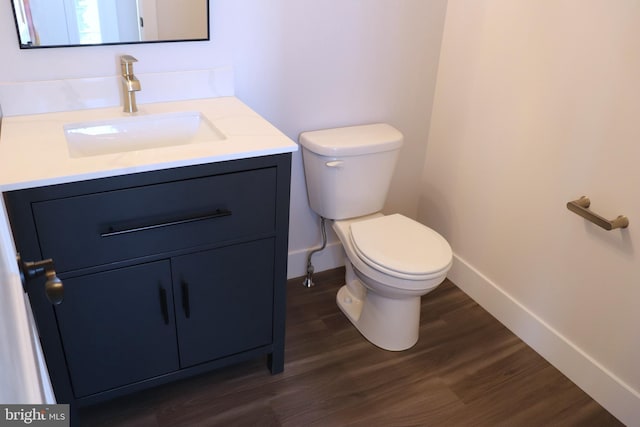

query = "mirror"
[11, 0, 209, 49]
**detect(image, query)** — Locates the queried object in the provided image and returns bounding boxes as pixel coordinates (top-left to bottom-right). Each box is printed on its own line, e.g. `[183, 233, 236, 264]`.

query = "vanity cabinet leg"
[268, 349, 284, 374]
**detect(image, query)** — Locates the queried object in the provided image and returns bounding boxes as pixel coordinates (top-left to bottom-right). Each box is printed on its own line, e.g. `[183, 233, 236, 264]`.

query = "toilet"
[299, 123, 453, 351]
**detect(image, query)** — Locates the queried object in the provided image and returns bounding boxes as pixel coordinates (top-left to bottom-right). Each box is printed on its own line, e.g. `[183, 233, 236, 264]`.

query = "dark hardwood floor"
[79, 268, 623, 426]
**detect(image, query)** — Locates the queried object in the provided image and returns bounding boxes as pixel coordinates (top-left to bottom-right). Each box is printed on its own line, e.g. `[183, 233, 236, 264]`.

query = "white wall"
[422, 1, 640, 424]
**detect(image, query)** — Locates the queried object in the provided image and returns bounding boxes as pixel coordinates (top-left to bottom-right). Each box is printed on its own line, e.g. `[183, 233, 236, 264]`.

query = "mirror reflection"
[11, 0, 209, 48]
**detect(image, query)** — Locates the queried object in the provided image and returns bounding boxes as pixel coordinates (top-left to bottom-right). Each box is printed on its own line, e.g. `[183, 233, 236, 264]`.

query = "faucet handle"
[120, 55, 138, 77]
[120, 54, 138, 64]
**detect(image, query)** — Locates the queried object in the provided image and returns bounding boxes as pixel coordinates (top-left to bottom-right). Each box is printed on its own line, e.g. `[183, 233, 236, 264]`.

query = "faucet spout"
[123, 76, 141, 92]
[120, 55, 141, 113]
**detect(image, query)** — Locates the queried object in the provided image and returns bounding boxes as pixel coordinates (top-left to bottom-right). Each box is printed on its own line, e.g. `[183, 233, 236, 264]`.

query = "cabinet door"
[55, 261, 179, 398]
[172, 239, 275, 368]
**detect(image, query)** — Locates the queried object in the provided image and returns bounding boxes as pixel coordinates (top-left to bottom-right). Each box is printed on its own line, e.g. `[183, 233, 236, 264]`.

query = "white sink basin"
[64, 111, 226, 158]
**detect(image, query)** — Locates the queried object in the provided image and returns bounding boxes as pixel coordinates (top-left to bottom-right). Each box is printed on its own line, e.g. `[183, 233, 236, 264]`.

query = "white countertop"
[0, 96, 298, 192]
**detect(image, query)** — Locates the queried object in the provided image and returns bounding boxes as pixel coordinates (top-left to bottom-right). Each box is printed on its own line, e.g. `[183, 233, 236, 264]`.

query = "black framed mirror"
[11, 0, 209, 49]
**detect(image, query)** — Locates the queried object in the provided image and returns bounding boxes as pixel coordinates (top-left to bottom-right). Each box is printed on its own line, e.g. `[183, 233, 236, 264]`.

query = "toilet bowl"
[333, 213, 452, 350]
[298, 123, 453, 351]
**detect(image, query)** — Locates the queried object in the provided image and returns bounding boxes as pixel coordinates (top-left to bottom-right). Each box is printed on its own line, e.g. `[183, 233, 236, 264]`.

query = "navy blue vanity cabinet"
[4, 154, 291, 410]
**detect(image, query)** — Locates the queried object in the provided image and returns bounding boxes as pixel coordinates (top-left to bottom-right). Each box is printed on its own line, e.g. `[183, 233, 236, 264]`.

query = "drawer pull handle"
[159, 286, 169, 325]
[101, 209, 233, 237]
[181, 281, 191, 319]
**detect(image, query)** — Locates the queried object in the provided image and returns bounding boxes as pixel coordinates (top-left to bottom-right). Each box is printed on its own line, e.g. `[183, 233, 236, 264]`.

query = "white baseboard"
[287, 241, 345, 280]
[449, 254, 639, 427]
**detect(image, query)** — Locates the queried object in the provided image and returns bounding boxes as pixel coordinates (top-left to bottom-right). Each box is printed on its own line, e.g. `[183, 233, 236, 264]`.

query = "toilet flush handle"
[325, 160, 344, 168]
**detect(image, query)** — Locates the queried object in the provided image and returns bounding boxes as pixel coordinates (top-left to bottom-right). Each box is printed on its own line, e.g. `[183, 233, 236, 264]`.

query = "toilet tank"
[299, 123, 403, 220]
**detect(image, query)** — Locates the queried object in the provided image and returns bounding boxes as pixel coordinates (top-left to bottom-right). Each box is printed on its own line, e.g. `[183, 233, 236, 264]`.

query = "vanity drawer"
[31, 167, 277, 272]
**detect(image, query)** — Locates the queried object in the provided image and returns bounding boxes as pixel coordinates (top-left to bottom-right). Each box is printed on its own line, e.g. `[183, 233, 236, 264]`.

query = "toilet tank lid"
[299, 123, 403, 156]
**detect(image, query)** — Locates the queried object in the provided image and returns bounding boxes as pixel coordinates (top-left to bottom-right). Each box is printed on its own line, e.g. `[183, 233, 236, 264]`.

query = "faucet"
[120, 55, 141, 113]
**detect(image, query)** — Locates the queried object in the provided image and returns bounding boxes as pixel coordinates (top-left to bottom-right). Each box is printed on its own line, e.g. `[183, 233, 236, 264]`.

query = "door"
[55, 261, 179, 397]
[172, 239, 275, 368]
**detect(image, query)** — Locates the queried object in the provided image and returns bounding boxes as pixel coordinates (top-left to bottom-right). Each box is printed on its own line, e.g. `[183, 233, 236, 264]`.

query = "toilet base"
[336, 280, 421, 351]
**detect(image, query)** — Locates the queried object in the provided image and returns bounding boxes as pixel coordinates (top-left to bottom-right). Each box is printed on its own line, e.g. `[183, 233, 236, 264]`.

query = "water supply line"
[302, 216, 327, 287]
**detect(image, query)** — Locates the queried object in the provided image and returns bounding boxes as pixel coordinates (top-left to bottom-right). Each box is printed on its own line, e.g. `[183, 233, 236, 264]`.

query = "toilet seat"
[349, 214, 452, 281]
